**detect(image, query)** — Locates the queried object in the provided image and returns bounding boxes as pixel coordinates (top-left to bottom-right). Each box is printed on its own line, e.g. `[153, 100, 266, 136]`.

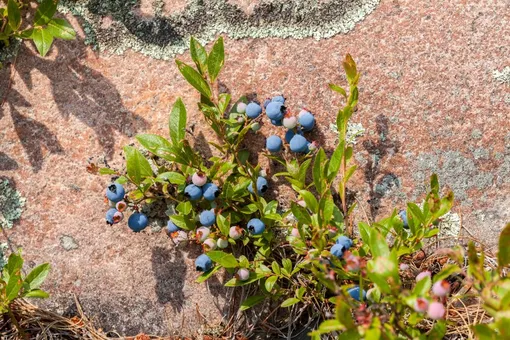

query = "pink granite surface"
[0, 0, 509, 336]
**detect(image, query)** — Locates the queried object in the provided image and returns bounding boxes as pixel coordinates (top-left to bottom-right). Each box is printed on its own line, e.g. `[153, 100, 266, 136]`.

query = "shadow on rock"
[1, 35, 149, 172]
[0, 152, 18, 171]
[362, 114, 400, 220]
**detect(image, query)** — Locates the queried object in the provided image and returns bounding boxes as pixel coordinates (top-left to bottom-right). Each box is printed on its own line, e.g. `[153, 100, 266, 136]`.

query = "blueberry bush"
[91, 37, 509, 338]
[0, 0, 76, 68]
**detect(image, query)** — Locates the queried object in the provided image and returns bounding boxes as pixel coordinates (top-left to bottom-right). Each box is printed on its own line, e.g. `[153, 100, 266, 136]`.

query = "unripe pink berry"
[432, 280, 451, 297]
[344, 252, 360, 272]
[308, 141, 318, 151]
[115, 201, 127, 212]
[427, 301, 445, 320]
[229, 226, 243, 240]
[202, 238, 217, 251]
[291, 228, 300, 237]
[283, 116, 298, 129]
[192, 172, 208, 186]
[196, 227, 210, 242]
[237, 102, 247, 113]
[414, 298, 429, 313]
[236, 268, 250, 281]
[416, 271, 431, 282]
[297, 200, 306, 208]
[113, 211, 124, 223]
[399, 263, 409, 271]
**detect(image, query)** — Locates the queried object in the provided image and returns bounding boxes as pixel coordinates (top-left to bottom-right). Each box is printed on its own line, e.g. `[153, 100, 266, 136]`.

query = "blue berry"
[128, 213, 148, 232]
[299, 111, 315, 131]
[195, 254, 212, 272]
[271, 95, 285, 104]
[331, 244, 344, 258]
[249, 176, 268, 195]
[266, 102, 285, 120]
[271, 119, 283, 126]
[263, 99, 271, 108]
[335, 236, 353, 250]
[289, 134, 309, 153]
[246, 102, 262, 119]
[167, 220, 180, 233]
[106, 208, 117, 225]
[106, 183, 125, 203]
[202, 183, 220, 201]
[399, 210, 409, 228]
[247, 218, 265, 235]
[285, 129, 295, 143]
[347, 286, 366, 301]
[184, 184, 202, 200]
[266, 135, 282, 153]
[199, 210, 216, 227]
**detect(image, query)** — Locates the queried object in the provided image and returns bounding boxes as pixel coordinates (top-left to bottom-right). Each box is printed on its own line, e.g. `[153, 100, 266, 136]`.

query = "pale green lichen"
[330, 121, 366, 144]
[493, 66, 510, 85]
[59, 0, 380, 60]
[0, 179, 26, 229]
[0, 243, 7, 270]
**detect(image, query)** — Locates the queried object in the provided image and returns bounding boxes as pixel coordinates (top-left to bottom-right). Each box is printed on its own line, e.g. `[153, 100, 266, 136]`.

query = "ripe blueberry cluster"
[184, 172, 220, 201]
[241, 95, 317, 154]
[104, 182, 149, 232]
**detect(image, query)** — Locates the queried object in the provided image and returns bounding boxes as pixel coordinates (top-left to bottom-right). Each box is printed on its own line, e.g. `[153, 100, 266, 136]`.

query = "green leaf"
[216, 213, 230, 236]
[271, 261, 281, 275]
[169, 215, 195, 231]
[327, 142, 344, 182]
[24, 263, 50, 290]
[264, 276, 278, 292]
[328, 83, 347, 98]
[498, 223, 510, 269]
[224, 272, 265, 287]
[124, 146, 153, 185]
[176, 201, 192, 215]
[136, 134, 173, 155]
[6, 273, 22, 301]
[428, 320, 446, 339]
[299, 190, 318, 213]
[207, 36, 224, 82]
[23, 289, 49, 299]
[472, 324, 497, 340]
[313, 148, 327, 194]
[156, 172, 186, 185]
[413, 275, 431, 296]
[369, 228, 390, 258]
[175, 60, 212, 98]
[99, 167, 117, 175]
[7, 0, 21, 31]
[335, 297, 355, 329]
[433, 264, 461, 283]
[34, 0, 58, 26]
[207, 251, 239, 268]
[239, 295, 265, 311]
[189, 37, 207, 74]
[291, 202, 312, 226]
[169, 98, 187, 145]
[281, 297, 300, 308]
[4, 251, 23, 277]
[318, 319, 343, 332]
[32, 28, 54, 57]
[195, 265, 221, 283]
[46, 18, 76, 40]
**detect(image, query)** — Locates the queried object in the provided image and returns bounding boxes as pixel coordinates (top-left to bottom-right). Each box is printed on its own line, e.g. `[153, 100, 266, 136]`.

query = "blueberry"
[271, 119, 283, 126]
[249, 176, 268, 195]
[237, 102, 247, 113]
[285, 129, 295, 143]
[283, 116, 297, 129]
[199, 210, 216, 227]
[184, 184, 203, 200]
[195, 254, 212, 272]
[271, 95, 285, 104]
[330, 244, 344, 258]
[335, 236, 353, 250]
[266, 102, 285, 120]
[266, 135, 282, 153]
[251, 122, 261, 131]
[347, 286, 366, 301]
[202, 183, 220, 201]
[167, 220, 180, 233]
[192, 172, 207, 186]
[247, 218, 265, 235]
[298, 111, 315, 131]
[128, 213, 148, 232]
[263, 99, 271, 108]
[399, 210, 409, 229]
[289, 134, 309, 153]
[196, 226, 211, 242]
[106, 183, 125, 203]
[106, 208, 117, 225]
[246, 102, 262, 119]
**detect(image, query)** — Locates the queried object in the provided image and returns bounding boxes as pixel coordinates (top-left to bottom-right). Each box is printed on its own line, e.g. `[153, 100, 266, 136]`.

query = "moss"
[0, 179, 26, 229]
[59, 0, 380, 59]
